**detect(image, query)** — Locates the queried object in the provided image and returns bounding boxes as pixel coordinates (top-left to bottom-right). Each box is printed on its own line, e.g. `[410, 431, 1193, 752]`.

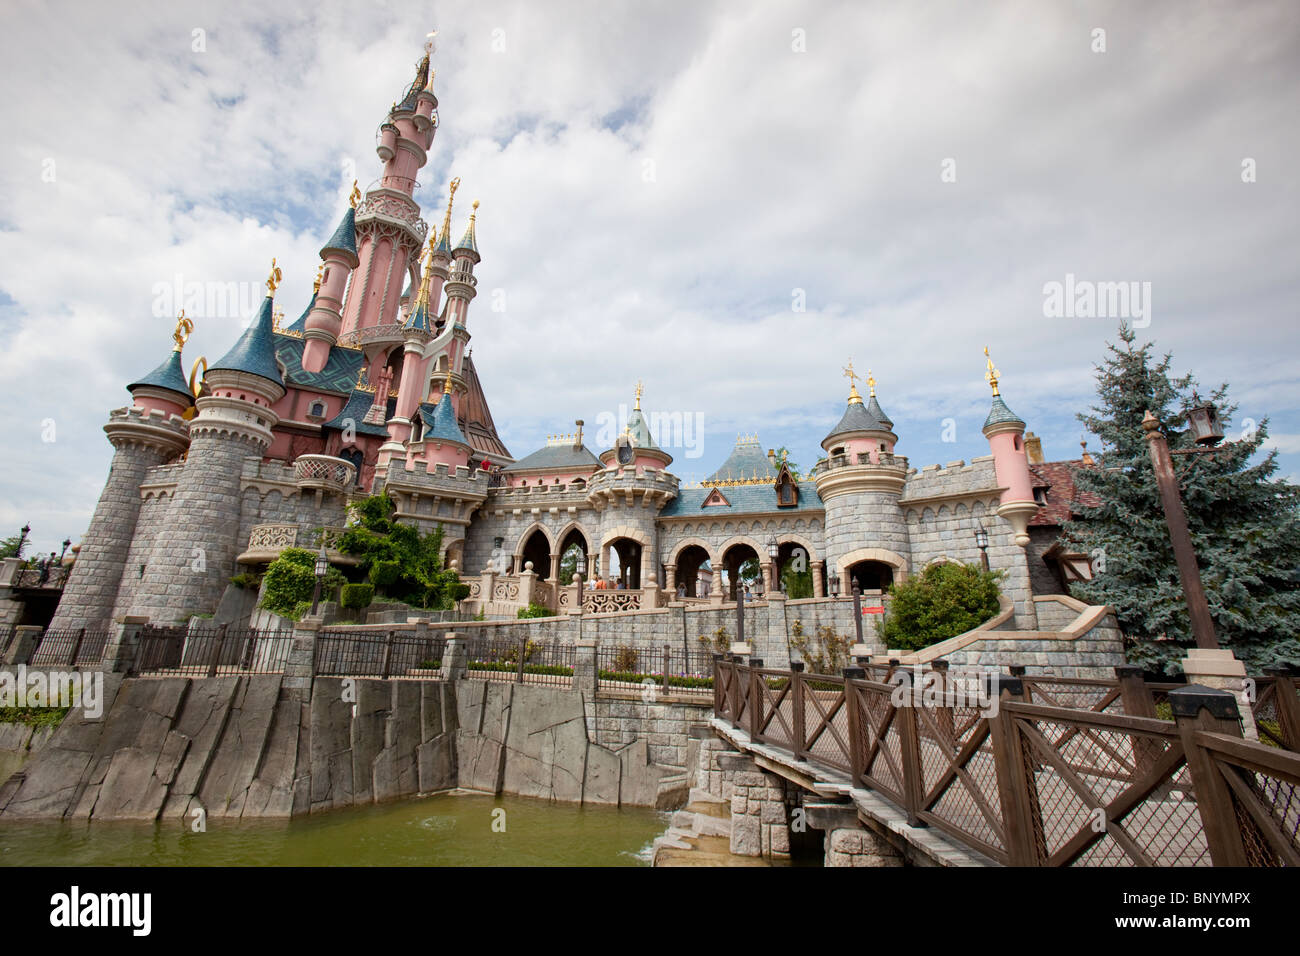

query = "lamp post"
[766, 535, 779, 594]
[829, 572, 841, 599]
[852, 583, 864, 647]
[974, 524, 990, 573]
[59, 538, 71, 563]
[310, 544, 329, 616]
[17, 524, 30, 559]
[1142, 408, 1221, 650]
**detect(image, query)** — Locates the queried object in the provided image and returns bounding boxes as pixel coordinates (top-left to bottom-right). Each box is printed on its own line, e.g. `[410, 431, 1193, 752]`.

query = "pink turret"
[340, 52, 440, 338]
[302, 196, 360, 373]
[980, 349, 1037, 547]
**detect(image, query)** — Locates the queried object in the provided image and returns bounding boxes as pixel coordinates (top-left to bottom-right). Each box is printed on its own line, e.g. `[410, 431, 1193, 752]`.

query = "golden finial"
[842, 360, 863, 404]
[272, 307, 284, 331]
[356, 365, 368, 389]
[440, 177, 461, 249]
[425, 31, 438, 55]
[443, 377, 453, 395]
[427, 68, 436, 93]
[867, 369, 877, 398]
[266, 258, 283, 296]
[313, 263, 324, 294]
[984, 346, 1000, 397]
[471, 199, 479, 219]
[349, 180, 361, 209]
[188, 356, 207, 399]
[172, 310, 193, 352]
[634, 380, 643, 411]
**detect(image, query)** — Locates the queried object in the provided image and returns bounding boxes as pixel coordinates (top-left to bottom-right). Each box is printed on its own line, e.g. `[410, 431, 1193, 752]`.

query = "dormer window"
[309, 400, 326, 418]
[774, 463, 799, 507]
[1033, 487, 1049, 505]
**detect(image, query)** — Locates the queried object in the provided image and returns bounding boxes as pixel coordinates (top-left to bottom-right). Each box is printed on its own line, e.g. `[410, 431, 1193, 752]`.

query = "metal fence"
[713, 658, 1300, 867]
[133, 625, 293, 677]
[315, 628, 446, 678]
[464, 635, 574, 688]
[28, 627, 112, 667]
[596, 643, 714, 699]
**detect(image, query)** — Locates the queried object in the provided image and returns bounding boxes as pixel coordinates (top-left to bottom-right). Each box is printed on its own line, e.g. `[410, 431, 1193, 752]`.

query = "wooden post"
[749, 660, 765, 739]
[1263, 667, 1300, 751]
[843, 668, 865, 784]
[1169, 685, 1249, 866]
[891, 667, 924, 825]
[1115, 664, 1156, 719]
[986, 675, 1045, 866]
[792, 667, 807, 760]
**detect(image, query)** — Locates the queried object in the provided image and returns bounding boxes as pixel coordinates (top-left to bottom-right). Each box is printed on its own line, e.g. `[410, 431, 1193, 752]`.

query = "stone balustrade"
[294, 454, 357, 494]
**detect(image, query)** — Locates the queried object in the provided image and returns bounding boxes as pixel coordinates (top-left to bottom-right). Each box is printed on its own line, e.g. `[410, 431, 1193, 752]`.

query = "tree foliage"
[880, 562, 1003, 651]
[0, 534, 29, 561]
[1064, 325, 1300, 674]
[337, 492, 470, 609]
[260, 547, 344, 620]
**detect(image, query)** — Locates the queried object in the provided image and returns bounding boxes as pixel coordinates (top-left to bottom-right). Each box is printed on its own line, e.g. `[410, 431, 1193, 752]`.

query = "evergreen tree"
[1064, 325, 1300, 674]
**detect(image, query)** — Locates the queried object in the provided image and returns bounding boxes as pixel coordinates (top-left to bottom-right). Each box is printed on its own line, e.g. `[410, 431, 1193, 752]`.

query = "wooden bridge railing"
[713, 658, 1300, 867]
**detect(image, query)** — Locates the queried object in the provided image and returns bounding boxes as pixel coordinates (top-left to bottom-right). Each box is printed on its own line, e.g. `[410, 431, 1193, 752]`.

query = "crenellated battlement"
[899, 455, 1000, 505]
[103, 404, 191, 456]
[586, 465, 679, 512]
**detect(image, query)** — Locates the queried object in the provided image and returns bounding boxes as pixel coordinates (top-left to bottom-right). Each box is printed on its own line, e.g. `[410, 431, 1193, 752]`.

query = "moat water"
[0, 791, 668, 866]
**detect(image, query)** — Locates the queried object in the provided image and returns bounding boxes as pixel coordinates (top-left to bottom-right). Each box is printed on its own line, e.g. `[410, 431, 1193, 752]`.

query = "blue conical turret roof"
[282, 292, 316, 335]
[208, 296, 285, 387]
[420, 392, 469, 446]
[127, 349, 193, 402]
[320, 207, 358, 264]
[983, 395, 1025, 430]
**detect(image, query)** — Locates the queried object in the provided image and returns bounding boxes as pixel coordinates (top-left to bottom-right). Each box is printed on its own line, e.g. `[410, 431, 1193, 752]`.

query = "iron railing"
[315, 628, 445, 678]
[596, 644, 714, 699]
[463, 636, 574, 688]
[133, 625, 293, 677]
[28, 627, 112, 667]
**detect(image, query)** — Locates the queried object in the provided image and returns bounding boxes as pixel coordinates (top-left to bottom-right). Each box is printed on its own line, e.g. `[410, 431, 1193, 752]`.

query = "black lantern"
[830, 573, 841, 598]
[1185, 395, 1224, 447]
[59, 538, 71, 562]
[17, 524, 30, 557]
[974, 524, 990, 573]
[310, 544, 329, 615]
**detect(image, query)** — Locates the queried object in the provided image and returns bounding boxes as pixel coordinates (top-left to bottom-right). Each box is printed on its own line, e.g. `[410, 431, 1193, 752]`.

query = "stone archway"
[515, 523, 554, 578]
[555, 522, 593, 586]
[835, 547, 908, 594]
[601, 526, 652, 589]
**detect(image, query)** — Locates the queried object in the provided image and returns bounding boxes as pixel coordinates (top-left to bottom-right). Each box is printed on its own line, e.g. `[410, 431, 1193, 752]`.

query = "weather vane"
[172, 310, 193, 352]
[425, 30, 438, 55]
[984, 346, 1000, 396]
[634, 380, 643, 410]
[266, 258, 283, 296]
[842, 359, 863, 402]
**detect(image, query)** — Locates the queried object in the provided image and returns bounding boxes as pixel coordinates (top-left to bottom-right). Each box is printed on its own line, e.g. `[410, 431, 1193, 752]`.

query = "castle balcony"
[810, 452, 909, 499]
[355, 184, 428, 244]
[294, 454, 357, 496]
[337, 323, 420, 349]
[585, 466, 679, 512]
[235, 523, 357, 566]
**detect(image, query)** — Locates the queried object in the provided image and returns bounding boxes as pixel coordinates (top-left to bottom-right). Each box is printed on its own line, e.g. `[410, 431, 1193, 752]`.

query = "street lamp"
[310, 544, 329, 616]
[851, 584, 864, 647]
[17, 524, 30, 559]
[974, 524, 990, 573]
[59, 538, 71, 563]
[829, 572, 841, 599]
[766, 535, 779, 593]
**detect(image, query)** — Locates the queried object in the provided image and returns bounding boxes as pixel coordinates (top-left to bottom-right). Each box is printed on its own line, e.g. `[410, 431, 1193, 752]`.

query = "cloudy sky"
[1, 0, 1297, 555]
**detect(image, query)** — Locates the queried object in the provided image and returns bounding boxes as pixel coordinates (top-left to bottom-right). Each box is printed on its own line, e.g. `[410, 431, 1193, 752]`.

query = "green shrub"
[516, 603, 552, 619]
[259, 547, 343, 620]
[368, 560, 401, 591]
[696, 627, 730, 653]
[613, 645, 639, 672]
[789, 623, 853, 674]
[230, 572, 261, 590]
[880, 562, 1003, 652]
[340, 583, 375, 610]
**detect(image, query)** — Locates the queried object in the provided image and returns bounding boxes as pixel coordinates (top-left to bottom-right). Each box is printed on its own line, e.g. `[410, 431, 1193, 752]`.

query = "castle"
[49, 47, 1062, 633]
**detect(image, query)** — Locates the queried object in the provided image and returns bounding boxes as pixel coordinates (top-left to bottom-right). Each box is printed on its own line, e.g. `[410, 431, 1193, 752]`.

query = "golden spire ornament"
[842, 360, 863, 404]
[266, 258, 283, 296]
[984, 346, 1000, 396]
[172, 310, 193, 352]
[313, 263, 324, 294]
[349, 180, 361, 209]
[443, 376, 453, 395]
[634, 380, 644, 411]
[867, 369, 877, 398]
[440, 177, 461, 247]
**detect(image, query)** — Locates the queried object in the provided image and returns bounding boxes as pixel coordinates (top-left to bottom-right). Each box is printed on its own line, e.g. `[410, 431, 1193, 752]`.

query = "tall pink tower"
[301, 44, 439, 376]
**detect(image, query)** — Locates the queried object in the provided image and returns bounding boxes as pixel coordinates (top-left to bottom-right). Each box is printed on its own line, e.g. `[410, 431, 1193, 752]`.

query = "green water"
[0, 791, 669, 867]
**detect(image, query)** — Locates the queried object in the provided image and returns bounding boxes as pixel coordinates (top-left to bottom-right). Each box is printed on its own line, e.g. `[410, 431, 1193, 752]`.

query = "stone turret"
[129, 272, 287, 623]
[813, 364, 911, 592]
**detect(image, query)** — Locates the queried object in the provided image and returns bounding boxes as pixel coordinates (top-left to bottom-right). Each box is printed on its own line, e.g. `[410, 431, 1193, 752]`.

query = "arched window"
[309, 400, 326, 418]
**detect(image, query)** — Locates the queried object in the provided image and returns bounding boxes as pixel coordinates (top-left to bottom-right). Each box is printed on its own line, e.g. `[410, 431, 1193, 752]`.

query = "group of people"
[589, 577, 628, 590]
[33, 552, 62, 584]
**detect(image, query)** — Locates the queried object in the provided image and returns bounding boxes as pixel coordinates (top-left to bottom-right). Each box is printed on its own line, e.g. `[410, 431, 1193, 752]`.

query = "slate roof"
[459, 354, 511, 459]
[405, 294, 434, 333]
[419, 396, 470, 446]
[706, 438, 776, 484]
[319, 389, 390, 437]
[866, 395, 893, 429]
[984, 395, 1025, 429]
[1028, 459, 1102, 527]
[208, 296, 284, 387]
[625, 407, 658, 449]
[321, 207, 358, 264]
[127, 349, 193, 401]
[660, 481, 823, 517]
[454, 216, 479, 256]
[504, 443, 602, 472]
[281, 293, 316, 335]
[273, 333, 366, 394]
[824, 397, 892, 444]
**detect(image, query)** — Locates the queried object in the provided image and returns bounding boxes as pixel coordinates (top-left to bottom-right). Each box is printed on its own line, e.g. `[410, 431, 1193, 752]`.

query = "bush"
[230, 572, 261, 590]
[789, 622, 854, 674]
[260, 548, 328, 620]
[368, 560, 401, 592]
[880, 562, 1002, 651]
[613, 645, 639, 672]
[516, 603, 552, 619]
[696, 627, 730, 653]
[340, 582, 375, 610]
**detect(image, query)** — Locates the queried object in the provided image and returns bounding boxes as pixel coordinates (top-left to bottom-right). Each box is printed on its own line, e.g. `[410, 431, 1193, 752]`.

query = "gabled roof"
[983, 395, 1025, 429]
[706, 437, 776, 484]
[321, 388, 390, 437]
[127, 349, 193, 401]
[1028, 459, 1102, 527]
[208, 296, 284, 387]
[274, 333, 365, 394]
[660, 481, 823, 517]
[504, 443, 602, 473]
[418, 395, 470, 447]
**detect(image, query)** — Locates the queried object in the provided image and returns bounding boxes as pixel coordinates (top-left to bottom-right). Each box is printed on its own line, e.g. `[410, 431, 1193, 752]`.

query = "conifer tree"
[1064, 325, 1300, 674]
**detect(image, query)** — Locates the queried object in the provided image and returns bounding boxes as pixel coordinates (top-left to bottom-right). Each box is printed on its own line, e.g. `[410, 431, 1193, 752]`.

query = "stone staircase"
[652, 785, 778, 866]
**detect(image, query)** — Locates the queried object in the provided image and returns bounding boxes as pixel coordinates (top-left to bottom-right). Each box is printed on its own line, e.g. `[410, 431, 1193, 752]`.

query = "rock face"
[0, 675, 690, 820]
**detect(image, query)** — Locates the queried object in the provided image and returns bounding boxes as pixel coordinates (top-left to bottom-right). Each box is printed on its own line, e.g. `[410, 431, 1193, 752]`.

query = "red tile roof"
[1028, 459, 1102, 527]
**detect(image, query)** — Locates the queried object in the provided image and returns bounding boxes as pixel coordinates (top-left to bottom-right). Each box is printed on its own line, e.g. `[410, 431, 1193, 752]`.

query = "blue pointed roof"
[434, 226, 453, 258]
[707, 436, 776, 484]
[419, 395, 470, 446]
[824, 397, 891, 444]
[208, 296, 285, 387]
[405, 287, 434, 333]
[127, 349, 193, 401]
[983, 395, 1025, 430]
[321, 388, 390, 437]
[866, 395, 893, 429]
[282, 292, 316, 335]
[625, 407, 658, 449]
[454, 216, 478, 256]
[321, 207, 358, 264]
